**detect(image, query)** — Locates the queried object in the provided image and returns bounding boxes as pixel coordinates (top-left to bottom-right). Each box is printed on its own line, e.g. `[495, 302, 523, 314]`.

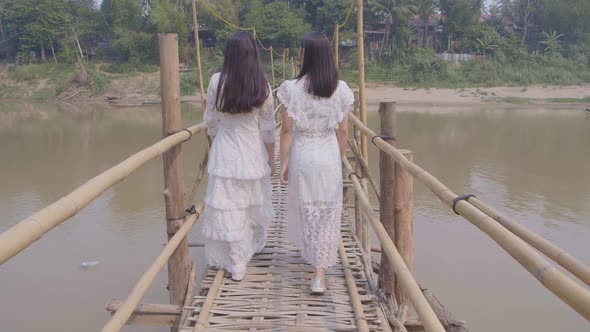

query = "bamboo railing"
[343, 158, 446, 332]
[0, 123, 206, 265]
[468, 197, 590, 287]
[102, 204, 204, 332]
[347, 112, 590, 322]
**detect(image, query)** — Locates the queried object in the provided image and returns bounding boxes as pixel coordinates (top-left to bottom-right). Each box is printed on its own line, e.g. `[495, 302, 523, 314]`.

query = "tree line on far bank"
[0, 0, 589, 87]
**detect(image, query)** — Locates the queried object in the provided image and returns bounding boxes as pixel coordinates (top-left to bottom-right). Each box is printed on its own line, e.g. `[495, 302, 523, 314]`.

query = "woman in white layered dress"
[278, 32, 354, 294]
[201, 32, 276, 281]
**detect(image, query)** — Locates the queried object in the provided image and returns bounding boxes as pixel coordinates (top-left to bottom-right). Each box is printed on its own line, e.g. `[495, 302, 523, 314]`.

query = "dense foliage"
[0, 0, 589, 86]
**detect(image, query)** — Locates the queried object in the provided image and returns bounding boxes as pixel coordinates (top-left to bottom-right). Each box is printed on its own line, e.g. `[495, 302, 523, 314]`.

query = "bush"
[9, 64, 54, 81]
[101, 62, 159, 74]
[403, 48, 449, 83]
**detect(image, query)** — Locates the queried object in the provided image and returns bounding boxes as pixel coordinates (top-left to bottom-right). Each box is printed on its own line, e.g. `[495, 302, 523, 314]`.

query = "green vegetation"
[545, 96, 590, 103]
[0, 0, 589, 98]
[0, 83, 18, 98]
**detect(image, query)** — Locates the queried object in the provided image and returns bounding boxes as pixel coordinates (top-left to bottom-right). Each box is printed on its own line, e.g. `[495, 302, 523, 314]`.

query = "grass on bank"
[5, 63, 112, 98]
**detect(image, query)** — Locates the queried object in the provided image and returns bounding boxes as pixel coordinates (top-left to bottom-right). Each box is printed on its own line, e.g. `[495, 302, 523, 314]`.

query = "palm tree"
[416, 0, 435, 47]
[368, 0, 418, 59]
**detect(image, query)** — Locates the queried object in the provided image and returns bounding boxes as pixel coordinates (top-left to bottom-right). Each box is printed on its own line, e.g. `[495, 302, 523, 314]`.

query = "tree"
[536, 0, 590, 45]
[68, 0, 104, 49]
[244, 1, 310, 49]
[0, 0, 6, 41]
[518, 0, 539, 45]
[439, 0, 481, 51]
[3, 0, 71, 62]
[368, 0, 418, 59]
[467, 24, 500, 56]
[415, 0, 435, 47]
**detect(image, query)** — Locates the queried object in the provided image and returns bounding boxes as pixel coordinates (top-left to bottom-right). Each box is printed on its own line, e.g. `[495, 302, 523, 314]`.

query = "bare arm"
[336, 115, 349, 160]
[280, 107, 293, 183]
[204, 74, 220, 138]
[259, 88, 277, 174]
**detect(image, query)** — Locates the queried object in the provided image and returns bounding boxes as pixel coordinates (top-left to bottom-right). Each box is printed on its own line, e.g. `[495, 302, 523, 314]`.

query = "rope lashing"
[371, 134, 396, 145]
[167, 128, 194, 142]
[165, 204, 200, 223]
[451, 194, 476, 215]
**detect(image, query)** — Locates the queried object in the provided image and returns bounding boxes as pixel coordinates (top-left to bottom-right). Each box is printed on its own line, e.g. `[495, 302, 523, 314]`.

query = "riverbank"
[1, 64, 589, 109]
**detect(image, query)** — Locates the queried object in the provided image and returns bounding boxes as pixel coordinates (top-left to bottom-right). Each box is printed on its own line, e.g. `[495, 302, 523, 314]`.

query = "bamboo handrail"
[347, 113, 590, 321]
[102, 204, 203, 332]
[343, 158, 446, 332]
[0, 123, 207, 265]
[468, 197, 590, 287]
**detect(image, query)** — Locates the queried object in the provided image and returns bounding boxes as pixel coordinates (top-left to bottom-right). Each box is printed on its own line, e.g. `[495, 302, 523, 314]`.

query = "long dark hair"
[296, 31, 338, 98]
[216, 31, 269, 113]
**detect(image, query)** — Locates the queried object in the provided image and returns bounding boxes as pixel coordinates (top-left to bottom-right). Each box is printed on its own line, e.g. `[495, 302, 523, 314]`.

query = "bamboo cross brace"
[347, 139, 380, 202]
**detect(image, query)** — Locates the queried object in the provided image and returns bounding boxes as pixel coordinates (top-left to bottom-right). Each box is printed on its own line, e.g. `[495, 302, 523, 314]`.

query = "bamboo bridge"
[2, 28, 590, 332]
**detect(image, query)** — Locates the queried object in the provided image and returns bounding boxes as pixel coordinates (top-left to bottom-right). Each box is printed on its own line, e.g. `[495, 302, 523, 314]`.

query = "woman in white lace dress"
[201, 32, 276, 281]
[278, 32, 354, 294]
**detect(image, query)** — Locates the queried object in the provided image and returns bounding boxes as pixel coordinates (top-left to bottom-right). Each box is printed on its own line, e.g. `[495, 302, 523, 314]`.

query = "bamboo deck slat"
[180, 152, 392, 332]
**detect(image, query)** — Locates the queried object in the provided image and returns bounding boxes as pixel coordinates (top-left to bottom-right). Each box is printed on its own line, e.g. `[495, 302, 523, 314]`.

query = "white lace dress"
[277, 79, 354, 268]
[201, 73, 276, 274]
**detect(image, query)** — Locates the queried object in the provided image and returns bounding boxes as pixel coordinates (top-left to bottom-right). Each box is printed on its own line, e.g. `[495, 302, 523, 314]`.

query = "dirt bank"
[1, 64, 589, 109]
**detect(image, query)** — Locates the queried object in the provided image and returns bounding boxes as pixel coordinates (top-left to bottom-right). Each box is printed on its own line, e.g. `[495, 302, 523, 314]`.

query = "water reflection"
[0, 103, 589, 332]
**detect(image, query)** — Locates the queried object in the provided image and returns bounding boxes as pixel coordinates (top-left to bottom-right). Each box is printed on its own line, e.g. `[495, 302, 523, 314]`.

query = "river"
[1, 101, 589, 331]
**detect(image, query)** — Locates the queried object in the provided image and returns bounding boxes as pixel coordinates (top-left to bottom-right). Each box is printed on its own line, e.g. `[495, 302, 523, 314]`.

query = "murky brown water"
[1, 101, 589, 331]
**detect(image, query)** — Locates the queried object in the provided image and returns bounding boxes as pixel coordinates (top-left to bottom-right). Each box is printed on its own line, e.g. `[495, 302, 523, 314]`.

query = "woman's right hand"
[280, 163, 288, 184]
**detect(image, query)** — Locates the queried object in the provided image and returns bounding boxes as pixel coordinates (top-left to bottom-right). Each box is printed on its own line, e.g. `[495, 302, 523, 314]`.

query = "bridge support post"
[159, 34, 191, 313]
[378, 101, 414, 311]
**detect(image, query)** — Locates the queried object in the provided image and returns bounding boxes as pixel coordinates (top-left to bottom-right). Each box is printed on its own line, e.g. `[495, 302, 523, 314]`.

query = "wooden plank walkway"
[180, 156, 392, 332]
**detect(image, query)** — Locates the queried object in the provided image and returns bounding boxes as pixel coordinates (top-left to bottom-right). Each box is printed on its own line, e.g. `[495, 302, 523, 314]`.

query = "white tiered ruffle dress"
[201, 73, 276, 274]
[277, 78, 354, 268]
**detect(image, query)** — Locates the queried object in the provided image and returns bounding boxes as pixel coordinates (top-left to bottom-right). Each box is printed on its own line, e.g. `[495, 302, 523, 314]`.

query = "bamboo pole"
[106, 301, 181, 315]
[102, 206, 202, 332]
[356, 0, 368, 161]
[191, 0, 206, 111]
[394, 150, 413, 308]
[361, 177, 371, 262]
[193, 269, 225, 332]
[291, 57, 296, 78]
[469, 197, 590, 287]
[379, 102, 415, 309]
[282, 48, 287, 82]
[353, 92, 362, 239]
[270, 47, 275, 88]
[334, 23, 340, 70]
[343, 158, 445, 332]
[378, 101, 398, 304]
[339, 240, 370, 332]
[347, 113, 590, 322]
[179, 262, 198, 326]
[160, 33, 190, 308]
[0, 122, 205, 265]
[347, 140, 380, 201]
